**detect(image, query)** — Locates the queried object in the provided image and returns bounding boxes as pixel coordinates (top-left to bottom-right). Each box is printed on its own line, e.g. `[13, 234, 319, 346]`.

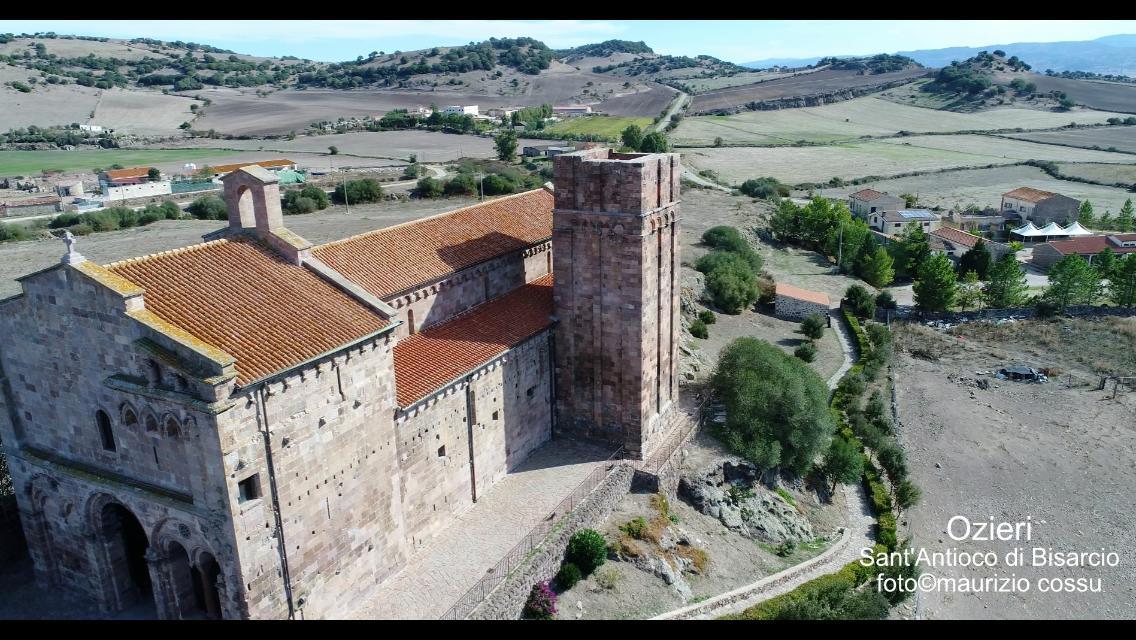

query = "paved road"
[653, 91, 689, 133]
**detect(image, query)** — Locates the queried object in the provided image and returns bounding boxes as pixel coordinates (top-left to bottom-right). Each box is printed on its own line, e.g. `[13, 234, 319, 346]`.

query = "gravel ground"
[893, 321, 1136, 619]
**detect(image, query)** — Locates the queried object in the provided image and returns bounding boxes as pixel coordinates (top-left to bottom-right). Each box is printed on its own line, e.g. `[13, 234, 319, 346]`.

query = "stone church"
[0, 148, 682, 619]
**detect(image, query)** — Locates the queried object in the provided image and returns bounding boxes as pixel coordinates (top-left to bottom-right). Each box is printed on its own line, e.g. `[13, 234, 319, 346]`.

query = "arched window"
[96, 410, 116, 451]
[164, 416, 181, 438]
[122, 405, 138, 428]
[144, 412, 159, 433]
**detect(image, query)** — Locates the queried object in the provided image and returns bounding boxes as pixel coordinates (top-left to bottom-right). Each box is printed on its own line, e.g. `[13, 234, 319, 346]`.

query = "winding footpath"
[652, 309, 876, 620]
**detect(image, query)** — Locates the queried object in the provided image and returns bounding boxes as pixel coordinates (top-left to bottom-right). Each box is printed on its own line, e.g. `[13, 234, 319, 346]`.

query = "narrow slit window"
[96, 410, 115, 451]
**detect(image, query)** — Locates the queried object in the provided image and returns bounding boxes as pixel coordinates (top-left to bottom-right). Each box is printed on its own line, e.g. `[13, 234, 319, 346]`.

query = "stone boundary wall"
[650, 523, 853, 620]
[468, 464, 635, 620]
[883, 304, 1136, 324]
[632, 412, 701, 497]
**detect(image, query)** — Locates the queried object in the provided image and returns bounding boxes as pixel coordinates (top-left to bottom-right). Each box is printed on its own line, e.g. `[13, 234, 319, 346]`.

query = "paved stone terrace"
[346, 437, 615, 620]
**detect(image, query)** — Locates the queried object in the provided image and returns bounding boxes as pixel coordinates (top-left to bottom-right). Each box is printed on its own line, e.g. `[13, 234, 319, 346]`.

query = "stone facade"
[551, 149, 682, 460]
[0, 153, 682, 619]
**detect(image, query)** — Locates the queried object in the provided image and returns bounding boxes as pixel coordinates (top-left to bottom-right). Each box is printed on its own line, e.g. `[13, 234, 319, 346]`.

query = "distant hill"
[554, 40, 653, 60]
[744, 35, 1136, 76]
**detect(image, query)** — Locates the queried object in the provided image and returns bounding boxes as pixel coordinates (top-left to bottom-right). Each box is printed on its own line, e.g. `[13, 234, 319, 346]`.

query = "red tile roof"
[1047, 234, 1136, 256]
[775, 282, 830, 307]
[1002, 187, 1058, 203]
[103, 167, 153, 181]
[1, 195, 60, 207]
[209, 159, 296, 175]
[107, 237, 391, 386]
[931, 226, 983, 249]
[313, 188, 554, 299]
[393, 274, 554, 407]
[850, 188, 884, 201]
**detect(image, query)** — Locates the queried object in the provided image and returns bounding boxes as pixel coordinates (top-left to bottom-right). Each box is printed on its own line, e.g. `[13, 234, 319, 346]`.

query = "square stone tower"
[551, 148, 681, 459]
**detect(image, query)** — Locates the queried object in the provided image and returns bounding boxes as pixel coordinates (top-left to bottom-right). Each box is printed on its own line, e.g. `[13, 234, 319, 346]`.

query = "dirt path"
[827, 309, 856, 389]
[654, 91, 689, 133]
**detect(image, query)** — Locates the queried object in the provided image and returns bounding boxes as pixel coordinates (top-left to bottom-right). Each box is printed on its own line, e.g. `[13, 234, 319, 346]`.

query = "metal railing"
[643, 397, 710, 474]
[438, 446, 626, 620]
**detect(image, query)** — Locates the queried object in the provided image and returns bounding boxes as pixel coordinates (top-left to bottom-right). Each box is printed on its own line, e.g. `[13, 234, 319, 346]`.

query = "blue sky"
[2, 20, 1134, 64]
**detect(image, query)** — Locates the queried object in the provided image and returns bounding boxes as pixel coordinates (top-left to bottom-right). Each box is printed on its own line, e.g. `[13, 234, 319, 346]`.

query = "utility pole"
[836, 220, 844, 273]
[479, 173, 484, 201]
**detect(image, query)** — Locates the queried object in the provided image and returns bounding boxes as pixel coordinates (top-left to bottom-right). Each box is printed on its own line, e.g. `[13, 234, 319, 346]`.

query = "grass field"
[541, 115, 652, 139]
[672, 96, 1131, 146]
[683, 135, 1133, 186]
[688, 67, 928, 114]
[1004, 126, 1136, 154]
[0, 149, 241, 176]
[1055, 162, 1136, 186]
[812, 164, 1136, 213]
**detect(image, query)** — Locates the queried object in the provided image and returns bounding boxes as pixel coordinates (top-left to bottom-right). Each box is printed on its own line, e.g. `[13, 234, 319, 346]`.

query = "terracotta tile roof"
[209, 159, 296, 175]
[931, 226, 983, 249]
[850, 188, 884, 201]
[775, 282, 830, 307]
[1047, 234, 1136, 256]
[313, 188, 554, 299]
[103, 167, 153, 181]
[393, 274, 554, 407]
[107, 237, 391, 386]
[1002, 187, 1058, 203]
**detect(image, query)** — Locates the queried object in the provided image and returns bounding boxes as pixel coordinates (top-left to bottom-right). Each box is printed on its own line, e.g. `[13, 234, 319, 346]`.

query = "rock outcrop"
[678, 458, 813, 544]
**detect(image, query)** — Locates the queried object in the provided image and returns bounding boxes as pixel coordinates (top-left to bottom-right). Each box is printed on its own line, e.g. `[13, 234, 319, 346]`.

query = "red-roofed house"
[0, 149, 686, 620]
[1001, 187, 1080, 225]
[774, 282, 831, 321]
[1031, 233, 1136, 269]
[849, 188, 904, 219]
[929, 226, 1013, 263]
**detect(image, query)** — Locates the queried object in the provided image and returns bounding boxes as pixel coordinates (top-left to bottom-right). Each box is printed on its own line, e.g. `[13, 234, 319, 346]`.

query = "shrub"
[844, 284, 876, 319]
[698, 309, 716, 325]
[702, 225, 751, 255]
[705, 264, 760, 314]
[555, 562, 582, 591]
[444, 173, 478, 196]
[333, 178, 383, 204]
[594, 566, 623, 591]
[794, 341, 817, 362]
[283, 195, 318, 215]
[566, 529, 607, 575]
[896, 480, 922, 510]
[690, 318, 709, 339]
[695, 250, 751, 276]
[875, 290, 896, 309]
[522, 581, 557, 619]
[619, 517, 648, 540]
[415, 177, 444, 198]
[481, 173, 516, 195]
[187, 195, 227, 220]
[800, 314, 825, 340]
[739, 177, 789, 200]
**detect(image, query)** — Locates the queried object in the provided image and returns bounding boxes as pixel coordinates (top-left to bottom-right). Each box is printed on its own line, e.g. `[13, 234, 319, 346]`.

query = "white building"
[102, 181, 173, 202]
[79, 124, 104, 133]
[442, 105, 479, 116]
[552, 105, 593, 117]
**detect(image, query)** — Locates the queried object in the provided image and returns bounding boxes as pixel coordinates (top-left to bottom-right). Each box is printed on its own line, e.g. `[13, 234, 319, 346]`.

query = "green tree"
[186, 195, 227, 220]
[711, 338, 834, 474]
[1095, 246, 1119, 281]
[913, 253, 958, 312]
[888, 225, 931, 280]
[333, 178, 383, 204]
[1099, 209, 1114, 230]
[821, 435, 864, 492]
[856, 245, 895, 288]
[493, 129, 518, 162]
[794, 341, 817, 362]
[983, 254, 1029, 308]
[844, 284, 876, 319]
[1108, 254, 1136, 307]
[639, 131, 669, 153]
[621, 123, 644, 150]
[1077, 200, 1095, 227]
[328, 145, 339, 155]
[800, 314, 825, 340]
[414, 177, 444, 198]
[957, 239, 992, 280]
[1117, 198, 1135, 232]
[900, 193, 918, 208]
[147, 167, 161, 182]
[1044, 254, 1102, 309]
[896, 480, 922, 511]
[713, 136, 724, 147]
[705, 264, 760, 313]
[956, 270, 982, 311]
[566, 529, 607, 575]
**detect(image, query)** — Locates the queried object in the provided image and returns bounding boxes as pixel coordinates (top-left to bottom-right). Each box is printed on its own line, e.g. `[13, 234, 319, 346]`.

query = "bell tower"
[550, 148, 682, 459]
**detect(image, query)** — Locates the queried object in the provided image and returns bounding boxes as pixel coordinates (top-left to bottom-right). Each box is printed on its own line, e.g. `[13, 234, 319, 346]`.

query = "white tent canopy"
[1062, 221, 1095, 236]
[1036, 222, 1068, 236]
[1011, 222, 1044, 237]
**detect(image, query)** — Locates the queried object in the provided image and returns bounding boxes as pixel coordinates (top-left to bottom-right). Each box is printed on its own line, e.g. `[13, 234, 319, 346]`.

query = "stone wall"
[384, 243, 551, 339]
[552, 149, 681, 459]
[774, 294, 830, 322]
[393, 331, 554, 554]
[468, 462, 635, 620]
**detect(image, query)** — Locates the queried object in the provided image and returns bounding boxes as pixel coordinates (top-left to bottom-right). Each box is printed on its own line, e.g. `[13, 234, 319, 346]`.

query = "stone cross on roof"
[61, 230, 85, 265]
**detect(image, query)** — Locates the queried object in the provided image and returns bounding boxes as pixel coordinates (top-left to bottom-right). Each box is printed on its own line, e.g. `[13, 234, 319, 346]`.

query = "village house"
[947, 207, 1011, 236]
[774, 282, 831, 322]
[1031, 233, 1136, 269]
[868, 209, 941, 234]
[929, 226, 1013, 263]
[0, 148, 685, 620]
[0, 195, 62, 218]
[1001, 187, 1080, 226]
[848, 188, 905, 219]
[442, 105, 479, 116]
[552, 105, 593, 117]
